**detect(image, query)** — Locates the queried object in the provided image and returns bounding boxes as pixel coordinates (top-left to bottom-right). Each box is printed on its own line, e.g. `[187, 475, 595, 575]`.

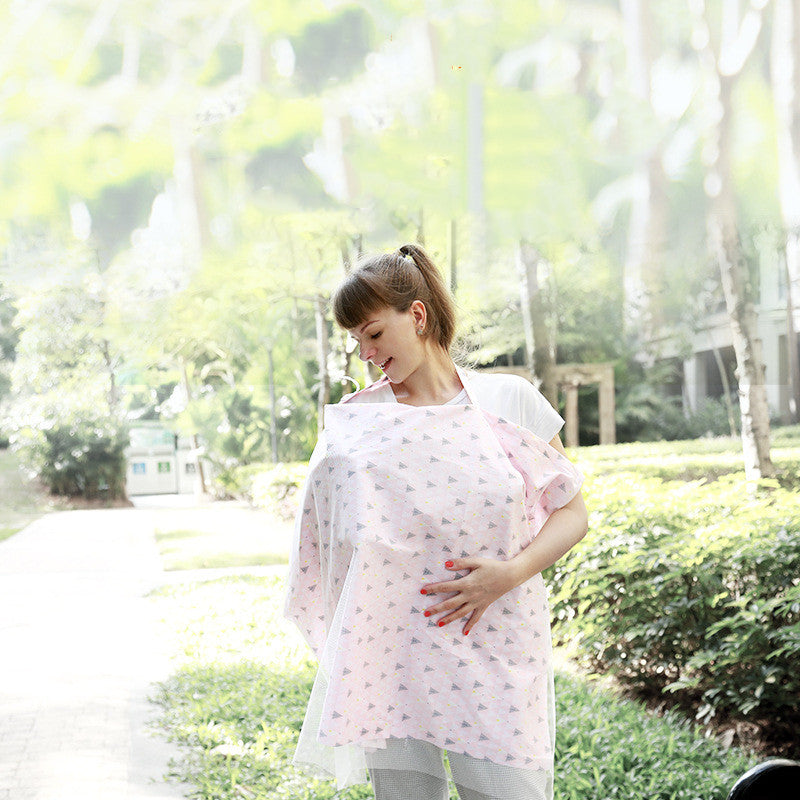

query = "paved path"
[0, 500, 205, 800]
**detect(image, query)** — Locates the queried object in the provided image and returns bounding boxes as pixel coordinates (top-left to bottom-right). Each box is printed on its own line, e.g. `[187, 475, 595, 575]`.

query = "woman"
[285, 243, 588, 800]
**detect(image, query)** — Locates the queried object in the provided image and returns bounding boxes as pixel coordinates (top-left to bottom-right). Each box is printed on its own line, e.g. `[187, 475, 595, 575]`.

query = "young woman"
[285, 243, 588, 800]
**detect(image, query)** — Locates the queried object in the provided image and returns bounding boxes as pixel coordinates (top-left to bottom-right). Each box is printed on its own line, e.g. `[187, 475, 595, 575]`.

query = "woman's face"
[347, 303, 426, 383]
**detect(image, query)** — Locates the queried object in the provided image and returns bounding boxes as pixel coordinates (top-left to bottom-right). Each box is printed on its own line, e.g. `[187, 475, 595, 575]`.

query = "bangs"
[331, 271, 389, 330]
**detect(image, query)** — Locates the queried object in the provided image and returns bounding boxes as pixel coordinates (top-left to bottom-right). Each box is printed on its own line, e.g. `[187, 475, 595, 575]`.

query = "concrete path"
[0, 499, 208, 800]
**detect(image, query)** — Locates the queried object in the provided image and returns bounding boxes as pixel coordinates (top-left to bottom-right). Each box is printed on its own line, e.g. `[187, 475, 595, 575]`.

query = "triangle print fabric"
[284, 402, 583, 789]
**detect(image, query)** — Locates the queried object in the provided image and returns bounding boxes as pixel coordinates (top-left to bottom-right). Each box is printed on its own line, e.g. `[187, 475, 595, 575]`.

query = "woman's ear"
[410, 299, 427, 329]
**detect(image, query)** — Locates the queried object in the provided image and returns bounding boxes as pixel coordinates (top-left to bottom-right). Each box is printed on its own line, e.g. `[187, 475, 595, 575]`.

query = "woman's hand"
[419, 557, 522, 635]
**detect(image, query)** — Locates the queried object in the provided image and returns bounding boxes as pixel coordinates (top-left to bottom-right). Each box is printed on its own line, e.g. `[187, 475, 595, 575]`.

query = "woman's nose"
[358, 344, 375, 362]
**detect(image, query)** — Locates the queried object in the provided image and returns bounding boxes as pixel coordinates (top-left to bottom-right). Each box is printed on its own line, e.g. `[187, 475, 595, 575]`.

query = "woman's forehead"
[347, 308, 397, 337]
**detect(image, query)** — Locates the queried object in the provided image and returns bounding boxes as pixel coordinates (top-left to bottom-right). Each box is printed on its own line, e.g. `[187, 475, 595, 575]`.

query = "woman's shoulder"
[460, 367, 564, 440]
[339, 376, 393, 404]
[461, 367, 540, 400]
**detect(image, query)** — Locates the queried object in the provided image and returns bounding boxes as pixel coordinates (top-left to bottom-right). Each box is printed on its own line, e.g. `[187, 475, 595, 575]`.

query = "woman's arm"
[420, 434, 588, 635]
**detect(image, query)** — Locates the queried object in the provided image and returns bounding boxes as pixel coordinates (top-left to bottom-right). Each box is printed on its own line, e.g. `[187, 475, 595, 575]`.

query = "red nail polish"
[445, 561, 454, 568]
[424, 611, 431, 617]
[438, 620, 446, 627]
[420, 589, 427, 595]
[464, 629, 470, 636]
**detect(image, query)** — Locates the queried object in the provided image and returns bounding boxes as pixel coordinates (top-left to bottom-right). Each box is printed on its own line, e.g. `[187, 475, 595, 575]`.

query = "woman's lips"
[379, 357, 392, 370]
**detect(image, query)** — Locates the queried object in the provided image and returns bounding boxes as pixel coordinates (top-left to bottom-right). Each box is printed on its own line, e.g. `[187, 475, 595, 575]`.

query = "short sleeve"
[517, 380, 564, 442]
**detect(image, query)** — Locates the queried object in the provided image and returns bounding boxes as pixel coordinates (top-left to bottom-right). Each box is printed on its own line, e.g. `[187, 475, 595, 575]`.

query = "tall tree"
[619, 0, 670, 337]
[691, 0, 775, 479]
[771, 0, 800, 422]
[517, 241, 556, 404]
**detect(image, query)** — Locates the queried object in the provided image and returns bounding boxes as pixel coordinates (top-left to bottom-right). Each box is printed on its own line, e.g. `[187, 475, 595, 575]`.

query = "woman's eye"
[370, 332, 382, 340]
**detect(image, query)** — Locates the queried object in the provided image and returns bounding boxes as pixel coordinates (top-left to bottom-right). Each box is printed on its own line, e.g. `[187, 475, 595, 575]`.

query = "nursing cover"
[284, 401, 583, 792]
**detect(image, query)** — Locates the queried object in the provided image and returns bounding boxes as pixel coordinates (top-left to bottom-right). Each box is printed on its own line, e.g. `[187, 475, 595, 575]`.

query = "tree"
[771, 0, 800, 422]
[690, 0, 775, 480]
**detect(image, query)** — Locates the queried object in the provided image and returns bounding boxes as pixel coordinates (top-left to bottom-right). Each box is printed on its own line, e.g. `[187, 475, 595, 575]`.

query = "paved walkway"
[0, 499, 207, 800]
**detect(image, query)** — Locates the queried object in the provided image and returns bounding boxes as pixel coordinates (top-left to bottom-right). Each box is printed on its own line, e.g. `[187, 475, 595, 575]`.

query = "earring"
[416, 328, 423, 336]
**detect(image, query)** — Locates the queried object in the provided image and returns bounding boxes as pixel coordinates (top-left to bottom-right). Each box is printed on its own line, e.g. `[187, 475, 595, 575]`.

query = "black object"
[726, 759, 800, 800]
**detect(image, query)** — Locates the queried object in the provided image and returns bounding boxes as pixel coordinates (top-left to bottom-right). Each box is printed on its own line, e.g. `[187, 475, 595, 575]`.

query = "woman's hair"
[331, 243, 457, 352]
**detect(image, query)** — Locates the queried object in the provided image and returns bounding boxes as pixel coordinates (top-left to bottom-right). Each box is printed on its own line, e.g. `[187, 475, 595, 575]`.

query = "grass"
[150, 575, 758, 800]
[569, 425, 800, 487]
[0, 447, 61, 541]
[153, 514, 293, 571]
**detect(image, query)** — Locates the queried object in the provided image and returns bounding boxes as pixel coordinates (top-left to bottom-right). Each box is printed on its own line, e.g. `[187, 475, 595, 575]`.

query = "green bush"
[615, 372, 738, 442]
[218, 461, 308, 521]
[547, 471, 800, 744]
[12, 413, 129, 500]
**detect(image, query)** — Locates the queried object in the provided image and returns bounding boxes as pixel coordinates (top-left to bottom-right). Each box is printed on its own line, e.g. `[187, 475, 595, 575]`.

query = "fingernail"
[445, 561, 454, 568]
[424, 611, 431, 617]
[464, 629, 470, 636]
[420, 589, 427, 595]
[438, 620, 446, 627]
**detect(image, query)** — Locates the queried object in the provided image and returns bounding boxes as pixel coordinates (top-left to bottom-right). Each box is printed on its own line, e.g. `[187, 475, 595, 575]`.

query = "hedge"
[12, 413, 129, 500]
[546, 469, 800, 749]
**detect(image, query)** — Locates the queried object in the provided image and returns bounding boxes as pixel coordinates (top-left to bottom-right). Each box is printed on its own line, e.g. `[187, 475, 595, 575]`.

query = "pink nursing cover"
[284, 402, 583, 789]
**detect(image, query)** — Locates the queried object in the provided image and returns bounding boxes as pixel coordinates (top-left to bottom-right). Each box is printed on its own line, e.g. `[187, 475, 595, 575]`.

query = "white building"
[648, 252, 800, 423]
[125, 423, 208, 496]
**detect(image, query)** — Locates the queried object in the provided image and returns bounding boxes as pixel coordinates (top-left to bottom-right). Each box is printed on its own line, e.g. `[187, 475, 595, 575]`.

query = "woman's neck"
[389, 348, 463, 406]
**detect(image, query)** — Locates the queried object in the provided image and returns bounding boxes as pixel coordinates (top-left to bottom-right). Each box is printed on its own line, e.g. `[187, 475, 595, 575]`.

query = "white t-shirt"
[341, 365, 564, 443]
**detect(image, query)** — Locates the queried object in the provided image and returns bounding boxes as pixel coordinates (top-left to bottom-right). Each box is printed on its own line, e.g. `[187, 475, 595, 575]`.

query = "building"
[648, 252, 800, 424]
[125, 422, 208, 496]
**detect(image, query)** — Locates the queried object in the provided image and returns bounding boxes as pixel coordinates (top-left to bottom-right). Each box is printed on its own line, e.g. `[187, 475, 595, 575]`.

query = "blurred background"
[1, 0, 798, 500]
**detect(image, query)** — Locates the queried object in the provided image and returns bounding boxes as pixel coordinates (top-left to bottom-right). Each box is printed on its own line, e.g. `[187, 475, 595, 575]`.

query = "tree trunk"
[340, 235, 357, 390]
[619, 0, 669, 338]
[241, 24, 262, 86]
[772, 0, 800, 421]
[694, 0, 775, 480]
[100, 338, 119, 414]
[180, 357, 208, 494]
[517, 241, 556, 405]
[171, 121, 206, 267]
[267, 345, 278, 463]
[785, 250, 800, 421]
[467, 82, 488, 270]
[121, 25, 140, 84]
[708, 74, 774, 478]
[314, 294, 331, 435]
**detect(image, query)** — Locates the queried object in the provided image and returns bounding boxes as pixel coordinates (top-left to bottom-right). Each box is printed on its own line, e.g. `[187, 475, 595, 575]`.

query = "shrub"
[547, 472, 800, 747]
[12, 412, 129, 500]
[615, 380, 738, 442]
[218, 461, 309, 521]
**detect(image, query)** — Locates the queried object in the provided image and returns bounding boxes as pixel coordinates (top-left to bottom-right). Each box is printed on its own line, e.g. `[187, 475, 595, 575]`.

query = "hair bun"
[398, 243, 416, 259]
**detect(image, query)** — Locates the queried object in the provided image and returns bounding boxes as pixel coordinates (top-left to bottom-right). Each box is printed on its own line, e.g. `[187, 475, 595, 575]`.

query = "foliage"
[250, 462, 309, 521]
[554, 672, 755, 800]
[616, 389, 737, 443]
[0, 281, 19, 363]
[1, 0, 796, 480]
[11, 411, 129, 500]
[215, 460, 309, 520]
[0, 447, 60, 542]
[175, 388, 273, 473]
[0, 281, 20, 445]
[151, 575, 756, 800]
[615, 356, 738, 443]
[548, 452, 800, 749]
